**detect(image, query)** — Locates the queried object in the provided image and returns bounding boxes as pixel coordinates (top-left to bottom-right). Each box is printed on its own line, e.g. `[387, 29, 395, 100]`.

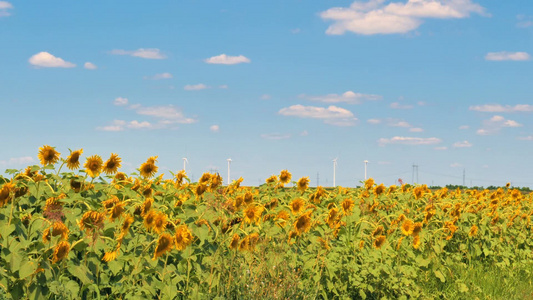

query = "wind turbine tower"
[332, 158, 338, 187]
[182, 157, 188, 172]
[364, 160, 369, 180]
[227, 158, 232, 185]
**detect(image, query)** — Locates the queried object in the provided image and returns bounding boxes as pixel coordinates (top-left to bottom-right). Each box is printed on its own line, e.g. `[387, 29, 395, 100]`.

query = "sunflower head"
[84, 155, 103, 178]
[66, 149, 83, 170]
[139, 156, 158, 178]
[279, 170, 292, 185]
[401, 219, 414, 236]
[374, 183, 386, 196]
[153, 233, 174, 259]
[79, 211, 105, 234]
[229, 234, 240, 250]
[297, 177, 310, 192]
[373, 235, 386, 249]
[143, 210, 157, 231]
[38, 145, 61, 166]
[243, 205, 264, 225]
[174, 225, 193, 251]
[294, 211, 312, 235]
[102, 250, 119, 262]
[103, 153, 122, 175]
[413, 235, 421, 249]
[469, 224, 478, 237]
[265, 175, 277, 184]
[341, 198, 355, 215]
[364, 178, 375, 190]
[290, 198, 305, 215]
[153, 212, 168, 234]
[52, 241, 70, 263]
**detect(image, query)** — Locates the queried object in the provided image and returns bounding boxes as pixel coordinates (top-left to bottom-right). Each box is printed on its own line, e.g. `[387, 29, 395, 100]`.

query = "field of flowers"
[1, 145, 533, 299]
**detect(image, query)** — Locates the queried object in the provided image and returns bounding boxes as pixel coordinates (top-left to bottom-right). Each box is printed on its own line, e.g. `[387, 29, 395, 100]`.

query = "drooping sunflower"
[243, 205, 264, 225]
[290, 198, 305, 215]
[265, 175, 277, 184]
[194, 183, 207, 198]
[174, 225, 193, 251]
[413, 235, 421, 249]
[52, 241, 70, 263]
[279, 170, 292, 185]
[364, 178, 375, 190]
[175, 170, 187, 186]
[79, 211, 105, 234]
[0, 182, 14, 207]
[294, 211, 312, 235]
[372, 225, 384, 238]
[153, 212, 168, 234]
[297, 177, 310, 192]
[153, 233, 174, 259]
[326, 208, 339, 228]
[103, 153, 122, 175]
[373, 235, 386, 249]
[243, 191, 254, 205]
[84, 155, 103, 178]
[341, 198, 355, 215]
[110, 202, 125, 221]
[143, 210, 157, 231]
[469, 224, 478, 237]
[102, 250, 119, 262]
[412, 222, 423, 236]
[65, 149, 83, 170]
[374, 184, 386, 196]
[38, 145, 61, 166]
[276, 210, 290, 227]
[229, 234, 240, 250]
[119, 214, 134, 240]
[139, 156, 158, 178]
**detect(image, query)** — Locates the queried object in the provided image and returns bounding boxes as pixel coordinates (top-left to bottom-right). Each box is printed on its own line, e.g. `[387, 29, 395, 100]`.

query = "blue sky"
[1, 0, 532, 187]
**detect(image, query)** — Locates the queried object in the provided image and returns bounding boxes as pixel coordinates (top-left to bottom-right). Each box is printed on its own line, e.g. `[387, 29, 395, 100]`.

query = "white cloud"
[128, 120, 152, 129]
[97, 120, 153, 131]
[390, 102, 414, 109]
[114, 97, 129, 106]
[518, 136, 533, 141]
[204, 54, 250, 65]
[459, 125, 469, 130]
[517, 15, 533, 28]
[97, 120, 126, 132]
[367, 118, 382, 124]
[0, 1, 13, 17]
[84, 62, 97, 70]
[184, 83, 209, 91]
[390, 120, 411, 128]
[278, 104, 357, 126]
[219, 84, 228, 89]
[378, 136, 442, 146]
[110, 48, 166, 59]
[261, 94, 271, 100]
[476, 115, 522, 135]
[261, 133, 291, 140]
[301, 90, 382, 104]
[434, 146, 448, 150]
[469, 104, 533, 113]
[485, 52, 530, 61]
[453, 140, 472, 148]
[320, 0, 488, 35]
[210, 125, 220, 133]
[409, 127, 424, 132]
[144, 72, 173, 80]
[28, 52, 76, 68]
[0, 156, 34, 166]
[136, 105, 197, 124]
[450, 163, 462, 168]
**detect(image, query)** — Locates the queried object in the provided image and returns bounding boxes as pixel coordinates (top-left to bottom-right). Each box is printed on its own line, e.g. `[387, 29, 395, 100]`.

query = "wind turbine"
[182, 157, 188, 172]
[364, 160, 369, 180]
[227, 158, 232, 185]
[332, 158, 338, 187]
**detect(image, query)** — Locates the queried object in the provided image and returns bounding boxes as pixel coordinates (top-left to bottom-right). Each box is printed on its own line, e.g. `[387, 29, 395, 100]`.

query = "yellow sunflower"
[84, 155, 103, 178]
[174, 225, 193, 251]
[153, 212, 168, 234]
[65, 149, 83, 170]
[229, 234, 240, 250]
[79, 211, 105, 234]
[413, 235, 421, 249]
[265, 175, 277, 184]
[373, 235, 386, 249]
[401, 219, 414, 236]
[297, 177, 310, 192]
[103, 153, 122, 175]
[290, 198, 306, 215]
[139, 156, 158, 178]
[52, 241, 70, 263]
[243, 205, 264, 225]
[153, 233, 174, 259]
[294, 211, 312, 235]
[143, 210, 157, 231]
[469, 224, 478, 237]
[279, 170, 292, 185]
[341, 198, 355, 215]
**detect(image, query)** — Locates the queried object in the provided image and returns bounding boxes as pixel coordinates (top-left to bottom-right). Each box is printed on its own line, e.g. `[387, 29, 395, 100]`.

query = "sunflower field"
[1, 145, 533, 299]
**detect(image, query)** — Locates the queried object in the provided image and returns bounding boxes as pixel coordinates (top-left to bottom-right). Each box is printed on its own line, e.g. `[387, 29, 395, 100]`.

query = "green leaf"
[0, 224, 16, 239]
[434, 270, 446, 283]
[18, 261, 38, 279]
[359, 289, 367, 299]
[458, 283, 469, 293]
[65, 280, 80, 297]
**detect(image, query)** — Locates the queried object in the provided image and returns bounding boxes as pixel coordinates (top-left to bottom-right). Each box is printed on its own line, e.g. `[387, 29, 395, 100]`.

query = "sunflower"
[229, 234, 240, 250]
[276, 210, 290, 227]
[66, 149, 83, 170]
[364, 178, 375, 190]
[153, 212, 168, 234]
[119, 214, 134, 240]
[412, 222, 423, 236]
[279, 170, 292, 185]
[175, 170, 187, 186]
[326, 208, 339, 228]
[0, 182, 14, 207]
[401, 219, 414, 236]
[199, 172, 211, 184]
[290, 198, 305, 215]
[139, 156, 158, 178]
[210, 174, 223, 191]
[373, 235, 386, 249]
[79, 211, 105, 234]
[51, 222, 69, 240]
[244, 191, 254, 205]
[153, 233, 174, 259]
[372, 225, 384, 238]
[341, 198, 355, 215]
[396, 236, 404, 250]
[84, 155, 103, 178]
[174, 225, 193, 251]
[294, 211, 312, 235]
[52, 241, 70, 263]
[102, 250, 119, 262]
[110, 202, 125, 221]
[103, 153, 122, 175]
[287, 231, 298, 245]
[318, 237, 330, 250]
[194, 183, 207, 198]
[141, 198, 153, 215]
[143, 210, 157, 231]
[243, 205, 264, 225]
[265, 175, 277, 184]
[38, 145, 61, 166]
[413, 235, 421, 249]
[374, 184, 386, 196]
[469, 225, 478, 237]
[297, 177, 310, 192]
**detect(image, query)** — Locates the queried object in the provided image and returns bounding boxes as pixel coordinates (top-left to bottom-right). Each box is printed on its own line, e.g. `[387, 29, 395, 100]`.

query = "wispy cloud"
[278, 104, 357, 126]
[84, 62, 97, 70]
[476, 115, 522, 135]
[485, 51, 530, 61]
[0, 1, 13, 17]
[144, 72, 173, 80]
[300, 90, 382, 104]
[184, 83, 209, 91]
[459, 125, 470, 130]
[261, 94, 271, 100]
[450, 162, 462, 168]
[210, 125, 220, 133]
[390, 102, 414, 109]
[517, 15, 533, 28]
[378, 136, 442, 146]
[204, 54, 250, 65]
[0, 156, 34, 166]
[110, 48, 166, 59]
[28, 52, 76, 68]
[97, 120, 153, 131]
[113, 97, 129, 106]
[136, 105, 196, 124]
[453, 140, 473, 148]
[469, 104, 533, 113]
[518, 136, 533, 141]
[261, 133, 291, 140]
[320, 0, 488, 35]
